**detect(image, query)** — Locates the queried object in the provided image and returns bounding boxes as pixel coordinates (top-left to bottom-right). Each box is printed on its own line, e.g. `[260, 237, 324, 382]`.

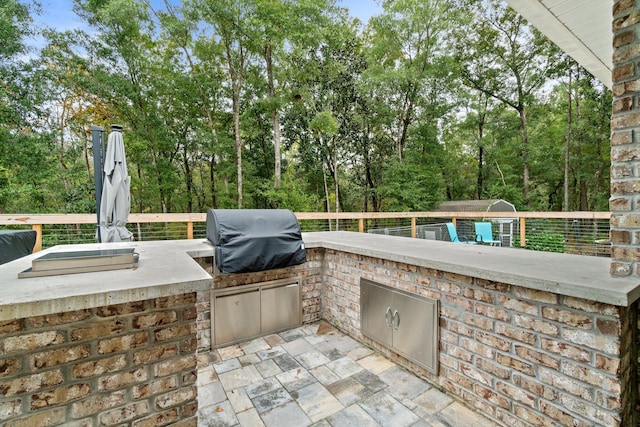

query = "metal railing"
[0, 211, 611, 257]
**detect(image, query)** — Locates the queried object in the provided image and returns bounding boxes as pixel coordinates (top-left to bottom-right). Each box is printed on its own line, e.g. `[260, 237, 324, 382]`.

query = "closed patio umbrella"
[99, 125, 133, 242]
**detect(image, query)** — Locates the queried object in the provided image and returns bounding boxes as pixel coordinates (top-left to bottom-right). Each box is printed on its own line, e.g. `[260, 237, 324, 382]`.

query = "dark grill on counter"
[206, 209, 306, 274]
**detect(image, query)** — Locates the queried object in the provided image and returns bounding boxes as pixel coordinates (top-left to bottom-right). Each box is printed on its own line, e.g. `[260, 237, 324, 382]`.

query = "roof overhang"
[505, 0, 612, 89]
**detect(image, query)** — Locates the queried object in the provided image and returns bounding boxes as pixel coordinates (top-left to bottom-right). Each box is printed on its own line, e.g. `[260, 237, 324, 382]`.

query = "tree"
[310, 110, 338, 215]
[154, 3, 218, 211]
[0, 0, 612, 216]
[67, 0, 190, 213]
[366, 0, 463, 163]
[191, 0, 256, 208]
[458, 0, 561, 206]
[252, 0, 337, 189]
[0, 0, 64, 212]
[553, 66, 611, 211]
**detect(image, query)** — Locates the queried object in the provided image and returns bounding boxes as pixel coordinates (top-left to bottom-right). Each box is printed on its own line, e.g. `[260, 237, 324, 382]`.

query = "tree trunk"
[210, 155, 217, 209]
[137, 164, 143, 213]
[183, 144, 193, 212]
[233, 81, 243, 208]
[322, 163, 331, 231]
[225, 40, 244, 209]
[477, 145, 484, 200]
[179, 42, 221, 211]
[396, 91, 415, 163]
[563, 70, 572, 212]
[150, 149, 167, 213]
[273, 111, 281, 187]
[333, 148, 339, 231]
[580, 179, 588, 210]
[517, 105, 530, 205]
[477, 96, 487, 199]
[364, 149, 379, 212]
[265, 43, 282, 189]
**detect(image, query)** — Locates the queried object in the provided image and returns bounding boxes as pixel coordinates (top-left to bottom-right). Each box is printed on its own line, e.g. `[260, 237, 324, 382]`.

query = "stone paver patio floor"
[196, 321, 498, 427]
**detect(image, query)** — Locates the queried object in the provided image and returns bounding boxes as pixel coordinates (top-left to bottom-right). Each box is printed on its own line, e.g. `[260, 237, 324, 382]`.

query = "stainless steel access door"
[261, 282, 301, 334]
[392, 290, 438, 372]
[360, 278, 439, 374]
[214, 287, 261, 345]
[360, 279, 393, 347]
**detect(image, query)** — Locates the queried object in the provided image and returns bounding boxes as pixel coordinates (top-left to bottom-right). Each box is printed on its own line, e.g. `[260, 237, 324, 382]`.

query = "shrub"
[525, 234, 565, 253]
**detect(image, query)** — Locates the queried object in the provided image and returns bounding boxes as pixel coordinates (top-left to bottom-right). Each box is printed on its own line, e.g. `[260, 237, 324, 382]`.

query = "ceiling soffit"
[505, 0, 612, 88]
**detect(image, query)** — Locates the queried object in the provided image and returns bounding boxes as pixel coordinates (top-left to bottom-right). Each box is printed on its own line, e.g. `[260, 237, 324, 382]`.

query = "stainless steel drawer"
[214, 287, 261, 345]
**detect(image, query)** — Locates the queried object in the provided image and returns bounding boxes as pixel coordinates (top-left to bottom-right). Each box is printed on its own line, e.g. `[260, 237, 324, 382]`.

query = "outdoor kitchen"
[1, 210, 639, 426]
[4, 0, 640, 424]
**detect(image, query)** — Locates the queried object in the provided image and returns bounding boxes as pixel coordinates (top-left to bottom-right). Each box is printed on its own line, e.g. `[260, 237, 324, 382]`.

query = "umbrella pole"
[92, 125, 105, 243]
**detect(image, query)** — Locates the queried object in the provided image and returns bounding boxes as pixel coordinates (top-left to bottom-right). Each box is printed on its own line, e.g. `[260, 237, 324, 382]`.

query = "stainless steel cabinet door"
[392, 291, 438, 373]
[261, 283, 300, 334]
[214, 287, 261, 345]
[360, 279, 393, 347]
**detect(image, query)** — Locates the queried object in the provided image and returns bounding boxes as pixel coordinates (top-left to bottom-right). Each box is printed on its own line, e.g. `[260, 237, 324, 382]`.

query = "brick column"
[611, 1, 640, 276]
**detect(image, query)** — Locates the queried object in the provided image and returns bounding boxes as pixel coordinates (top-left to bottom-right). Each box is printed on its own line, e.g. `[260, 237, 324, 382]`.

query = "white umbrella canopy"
[99, 127, 133, 242]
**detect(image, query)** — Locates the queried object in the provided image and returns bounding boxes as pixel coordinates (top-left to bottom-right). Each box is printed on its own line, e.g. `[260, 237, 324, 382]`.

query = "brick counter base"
[318, 248, 637, 427]
[0, 293, 200, 427]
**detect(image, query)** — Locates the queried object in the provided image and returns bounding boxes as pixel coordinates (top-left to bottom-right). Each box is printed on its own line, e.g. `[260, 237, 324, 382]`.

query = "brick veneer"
[318, 247, 638, 426]
[0, 293, 203, 427]
[611, 3, 640, 423]
[611, 0, 640, 276]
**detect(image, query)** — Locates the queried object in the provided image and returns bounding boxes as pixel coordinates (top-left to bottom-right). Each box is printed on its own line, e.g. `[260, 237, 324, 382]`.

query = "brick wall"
[0, 294, 201, 427]
[611, 0, 640, 277]
[319, 248, 638, 426]
[300, 248, 324, 323]
[610, 2, 640, 423]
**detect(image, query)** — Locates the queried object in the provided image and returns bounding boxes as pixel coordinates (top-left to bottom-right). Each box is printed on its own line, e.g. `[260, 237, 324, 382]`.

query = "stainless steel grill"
[206, 209, 306, 347]
[206, 209, 306, 274]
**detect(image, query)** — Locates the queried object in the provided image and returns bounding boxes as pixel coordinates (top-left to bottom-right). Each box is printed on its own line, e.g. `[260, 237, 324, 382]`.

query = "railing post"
[520, 217, 526, 248]
[32, 224, 42, 252]
[358, 218, 364, 233]
[187, 221, 194, 239]
[411, 217, 416, 238]
[452, 217, 457, 226]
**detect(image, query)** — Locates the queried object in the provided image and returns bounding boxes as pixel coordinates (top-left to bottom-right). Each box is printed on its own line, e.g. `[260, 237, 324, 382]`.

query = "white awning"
[505, 0, 612, 88]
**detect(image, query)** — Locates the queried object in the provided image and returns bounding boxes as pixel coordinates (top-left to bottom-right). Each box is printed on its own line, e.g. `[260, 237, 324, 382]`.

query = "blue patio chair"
[474, 222, 502, 246]
[446, 222, 476, 244]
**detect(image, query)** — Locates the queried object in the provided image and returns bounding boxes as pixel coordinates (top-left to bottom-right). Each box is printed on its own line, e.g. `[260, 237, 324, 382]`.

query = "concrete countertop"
[2, 231, 639, 322]
[303, 231, 640, 307]
[0, 240, 214, 321]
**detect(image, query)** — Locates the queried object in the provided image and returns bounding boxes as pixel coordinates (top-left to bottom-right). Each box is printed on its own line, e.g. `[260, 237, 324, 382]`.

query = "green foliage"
[377, 159, 443, 211]
[525, 234, 566, 253]
[256, 168, 321, 211]
[310, 111, 339, 137]
[0, 0, 30, 60]
[0, 0, 612, 217]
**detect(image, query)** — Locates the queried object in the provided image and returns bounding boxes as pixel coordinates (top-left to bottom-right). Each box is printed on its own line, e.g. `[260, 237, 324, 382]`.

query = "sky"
[35, 0, 384, 34]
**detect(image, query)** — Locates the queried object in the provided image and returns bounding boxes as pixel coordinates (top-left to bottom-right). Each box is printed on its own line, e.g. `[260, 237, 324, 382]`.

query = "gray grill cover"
[206, 209, 306, 274]
[0, 230, 36, 265]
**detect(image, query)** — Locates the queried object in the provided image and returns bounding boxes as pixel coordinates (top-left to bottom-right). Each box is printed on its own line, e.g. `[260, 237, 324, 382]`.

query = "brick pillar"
[611, 1, 640, 276]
